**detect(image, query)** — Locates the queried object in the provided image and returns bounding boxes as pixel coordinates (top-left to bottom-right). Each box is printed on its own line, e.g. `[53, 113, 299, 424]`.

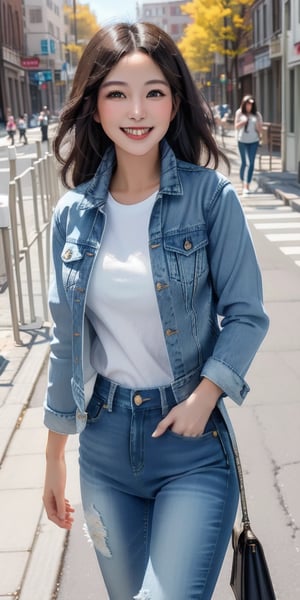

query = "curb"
[256, 174, 300, 212]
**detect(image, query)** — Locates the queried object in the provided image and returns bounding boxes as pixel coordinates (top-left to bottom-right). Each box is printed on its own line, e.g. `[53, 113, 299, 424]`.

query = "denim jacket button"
[165, 328, 177, 336]
[63, 248, 73, 260]
[184, 239, 192, 251]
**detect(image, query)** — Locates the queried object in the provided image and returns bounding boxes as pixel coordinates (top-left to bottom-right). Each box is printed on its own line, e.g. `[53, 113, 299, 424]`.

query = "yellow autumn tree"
[64, 2, 100, 65]
[179, 0, 254, 106]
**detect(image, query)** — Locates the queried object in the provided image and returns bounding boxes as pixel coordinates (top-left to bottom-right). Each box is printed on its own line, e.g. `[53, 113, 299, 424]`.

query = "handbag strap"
[230, 436, 251, 528]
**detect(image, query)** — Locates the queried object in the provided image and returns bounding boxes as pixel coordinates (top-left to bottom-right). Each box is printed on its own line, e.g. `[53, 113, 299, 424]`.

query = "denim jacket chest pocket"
[163, 226, 209, 284]
[61, 242, 92, 291]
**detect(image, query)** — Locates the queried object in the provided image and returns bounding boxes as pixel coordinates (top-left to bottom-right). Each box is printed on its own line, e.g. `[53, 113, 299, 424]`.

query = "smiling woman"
[43, 21, 269, 600]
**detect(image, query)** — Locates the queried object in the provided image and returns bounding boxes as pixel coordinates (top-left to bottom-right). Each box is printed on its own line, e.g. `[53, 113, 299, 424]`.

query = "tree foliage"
[179, 0, 254, 74]
[64, 2, 100, 62]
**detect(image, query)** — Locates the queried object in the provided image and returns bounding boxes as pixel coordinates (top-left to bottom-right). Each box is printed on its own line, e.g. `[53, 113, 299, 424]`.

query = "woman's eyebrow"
[101, 79, 169, 88]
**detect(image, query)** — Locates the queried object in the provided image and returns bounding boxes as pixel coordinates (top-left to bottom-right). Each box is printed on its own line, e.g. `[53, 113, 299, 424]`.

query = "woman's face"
[245, 100, 254, 113]
[94, 51, 176, 158]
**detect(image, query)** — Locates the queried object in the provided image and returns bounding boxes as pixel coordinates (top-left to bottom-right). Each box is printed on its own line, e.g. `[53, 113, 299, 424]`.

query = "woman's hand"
[43, 431, 75, 529]
[152, 378, 223, 438]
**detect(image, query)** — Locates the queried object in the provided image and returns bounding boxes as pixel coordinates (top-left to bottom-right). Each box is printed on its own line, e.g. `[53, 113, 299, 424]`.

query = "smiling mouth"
[122, 127, 153, 136]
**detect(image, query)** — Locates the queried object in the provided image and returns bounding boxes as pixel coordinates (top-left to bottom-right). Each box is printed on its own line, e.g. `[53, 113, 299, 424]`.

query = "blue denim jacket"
[44, 140, 269, 434]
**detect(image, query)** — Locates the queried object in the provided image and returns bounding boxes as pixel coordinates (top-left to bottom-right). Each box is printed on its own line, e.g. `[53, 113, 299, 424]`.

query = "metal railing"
[0, 142, 60, 345]
[259, 122, 282, 171]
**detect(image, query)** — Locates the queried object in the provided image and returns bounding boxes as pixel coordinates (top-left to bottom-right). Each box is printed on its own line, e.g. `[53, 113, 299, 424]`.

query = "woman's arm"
[234, 110, 248, 130]
[43, 430, 75, 529]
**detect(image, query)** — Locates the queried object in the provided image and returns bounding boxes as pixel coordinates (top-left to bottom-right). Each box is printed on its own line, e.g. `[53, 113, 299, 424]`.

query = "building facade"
[283, 0, 300, 171]
[138, 0, 191, 42]
[23, 0, 65, 116]
[0, 0, 29, 124]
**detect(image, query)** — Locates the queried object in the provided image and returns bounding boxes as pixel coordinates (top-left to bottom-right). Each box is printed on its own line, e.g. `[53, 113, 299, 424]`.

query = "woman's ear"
[93, 110, 100, 123]
[171, 95, 180, 121]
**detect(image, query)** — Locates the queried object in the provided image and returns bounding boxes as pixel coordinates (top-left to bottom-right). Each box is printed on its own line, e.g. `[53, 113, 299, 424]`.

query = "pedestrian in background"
[234, 94, 263, 196]
[38, 106, 49, 141]
[6, 115, 16, 145]
[43, 22, 269, 600]
[17, 114, 28, 145]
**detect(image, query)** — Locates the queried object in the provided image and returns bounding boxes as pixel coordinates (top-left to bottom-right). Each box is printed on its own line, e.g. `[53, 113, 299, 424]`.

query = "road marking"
[254, 222, 300, 229]
[246, 203, 300, 267]
[246, 211, 300, 220]
[280, 246, 300, 255]
[265, 233, 300, 242]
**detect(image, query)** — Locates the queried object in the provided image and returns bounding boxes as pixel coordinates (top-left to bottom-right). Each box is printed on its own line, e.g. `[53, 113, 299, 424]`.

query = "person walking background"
[42, 22, 269, 600]
[38, 106, 49, 141]
[6, 115, 16, 145]
[17, 114, 28, 145]
[234, 95, 263, 196]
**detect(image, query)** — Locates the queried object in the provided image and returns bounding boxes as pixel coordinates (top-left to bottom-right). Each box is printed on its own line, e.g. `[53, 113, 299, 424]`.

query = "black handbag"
[230, 437, 276, 600]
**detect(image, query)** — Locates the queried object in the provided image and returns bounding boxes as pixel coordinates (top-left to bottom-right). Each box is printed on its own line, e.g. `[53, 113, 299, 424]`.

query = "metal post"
[8, 145, 17, 181]
[0, 196, 22, 346]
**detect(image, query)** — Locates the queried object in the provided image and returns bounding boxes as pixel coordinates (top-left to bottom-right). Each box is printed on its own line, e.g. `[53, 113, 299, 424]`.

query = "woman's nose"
[128, 99, 146, 120]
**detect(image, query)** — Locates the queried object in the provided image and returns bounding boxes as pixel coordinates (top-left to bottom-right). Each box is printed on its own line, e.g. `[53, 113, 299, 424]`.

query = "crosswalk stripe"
[254, 222, 300, 230]
[246, 202, 300, 268]
[265, 233, 300, 242]
[280, 246, 300, 255]
[246, 212, 299, 220]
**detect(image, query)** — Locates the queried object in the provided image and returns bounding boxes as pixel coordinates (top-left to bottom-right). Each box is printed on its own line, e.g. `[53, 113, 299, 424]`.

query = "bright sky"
[87, 0, 139, 26]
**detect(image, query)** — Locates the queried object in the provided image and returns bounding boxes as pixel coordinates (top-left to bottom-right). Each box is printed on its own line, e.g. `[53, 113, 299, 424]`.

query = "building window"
[272, 0, 281, 33]
[263, 4, 267, 39]
[29, 8, 42, 23]
[171, 23, 179, 35]
[40, 39, 49, 54]
[170, 6, 181, 16]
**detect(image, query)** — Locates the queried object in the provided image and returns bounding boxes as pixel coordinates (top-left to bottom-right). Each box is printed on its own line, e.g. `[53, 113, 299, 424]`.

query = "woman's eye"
[107, 91, 125, 98]
[147, 89, 165, 98]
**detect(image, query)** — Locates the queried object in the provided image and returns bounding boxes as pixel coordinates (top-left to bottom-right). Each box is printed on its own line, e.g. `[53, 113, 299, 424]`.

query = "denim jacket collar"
[76, 139, 183, 210]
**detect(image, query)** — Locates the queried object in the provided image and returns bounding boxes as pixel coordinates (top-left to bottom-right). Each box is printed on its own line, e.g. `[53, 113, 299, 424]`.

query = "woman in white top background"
[234, 95, 263, 196]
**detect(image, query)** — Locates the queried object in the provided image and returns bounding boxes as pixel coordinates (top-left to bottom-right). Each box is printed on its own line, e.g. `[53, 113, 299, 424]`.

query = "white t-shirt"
[235, 109, 262, 143]
[86, 191, 173, 388]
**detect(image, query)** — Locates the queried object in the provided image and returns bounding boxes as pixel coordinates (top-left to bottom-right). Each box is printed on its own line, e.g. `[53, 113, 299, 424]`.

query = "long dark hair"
[240, 95, 258, 116]
[54, 22, 228, 188]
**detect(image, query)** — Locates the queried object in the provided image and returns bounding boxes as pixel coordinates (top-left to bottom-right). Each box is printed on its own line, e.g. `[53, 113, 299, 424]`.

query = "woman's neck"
[110, 146, 160, 205]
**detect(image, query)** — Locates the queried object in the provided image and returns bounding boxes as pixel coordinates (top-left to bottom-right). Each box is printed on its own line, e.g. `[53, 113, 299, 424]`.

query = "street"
[0, 133, 300, 599]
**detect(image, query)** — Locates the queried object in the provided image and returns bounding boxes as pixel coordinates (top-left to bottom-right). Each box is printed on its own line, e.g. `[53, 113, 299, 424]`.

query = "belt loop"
[107, 381, 117, 412]
[159, 387, 169, 417]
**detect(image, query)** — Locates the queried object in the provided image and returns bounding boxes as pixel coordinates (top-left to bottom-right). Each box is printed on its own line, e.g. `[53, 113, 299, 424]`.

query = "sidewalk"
[0, 131, 299, 599]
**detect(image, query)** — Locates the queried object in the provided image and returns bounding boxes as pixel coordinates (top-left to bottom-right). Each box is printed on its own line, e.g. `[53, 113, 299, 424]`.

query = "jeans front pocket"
[86, 391, 106, 423]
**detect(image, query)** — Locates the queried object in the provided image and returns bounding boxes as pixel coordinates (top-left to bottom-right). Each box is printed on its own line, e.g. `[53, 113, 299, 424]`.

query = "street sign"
[21, 57, 40, 68]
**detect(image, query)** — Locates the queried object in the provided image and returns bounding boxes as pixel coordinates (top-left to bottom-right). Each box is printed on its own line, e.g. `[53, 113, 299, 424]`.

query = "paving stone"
[0, 489, 42, 551]
[0, 551, 29, 596]
[0, 452, 45, 489]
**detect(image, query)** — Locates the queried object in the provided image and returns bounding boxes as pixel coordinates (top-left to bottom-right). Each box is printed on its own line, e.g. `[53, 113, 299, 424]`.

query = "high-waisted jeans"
[79, 375, 239, 600]
[238, 140, 259, 184]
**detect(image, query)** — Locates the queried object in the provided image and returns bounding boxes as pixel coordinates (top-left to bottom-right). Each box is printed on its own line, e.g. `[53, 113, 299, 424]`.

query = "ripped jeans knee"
[83, 504, 112, 558]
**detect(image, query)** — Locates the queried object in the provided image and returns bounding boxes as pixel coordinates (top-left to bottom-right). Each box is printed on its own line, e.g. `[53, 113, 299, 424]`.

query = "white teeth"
[123, 128, 150, 136]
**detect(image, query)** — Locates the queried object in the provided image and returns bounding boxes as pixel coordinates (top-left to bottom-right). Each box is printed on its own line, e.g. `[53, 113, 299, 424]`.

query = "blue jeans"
[79, 375, 239, 599]
[238, 141, 259, 184]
